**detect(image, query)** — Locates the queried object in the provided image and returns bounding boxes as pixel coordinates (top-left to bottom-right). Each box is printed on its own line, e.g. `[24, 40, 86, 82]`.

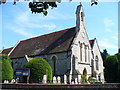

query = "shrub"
[25, 57, 52, 83]
[104, 55, 119, 83]
[88, 76, 98, 84]
[0, 54, 13, 82]
[115, 53, 120, 82]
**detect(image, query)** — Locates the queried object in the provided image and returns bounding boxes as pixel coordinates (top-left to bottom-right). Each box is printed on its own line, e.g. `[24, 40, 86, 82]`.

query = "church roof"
[9, 27, 76, 59]
[0, 47, 13, 55]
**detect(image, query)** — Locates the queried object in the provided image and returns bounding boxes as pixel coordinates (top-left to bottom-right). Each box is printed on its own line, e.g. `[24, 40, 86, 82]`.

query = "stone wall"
[40, 51, 72, 75]
[11, 51, 72, 83]
[1, 83, 120, 90]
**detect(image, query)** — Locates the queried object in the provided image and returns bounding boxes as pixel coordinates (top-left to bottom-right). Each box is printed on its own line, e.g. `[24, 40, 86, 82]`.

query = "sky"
[0, 1, 119, 55]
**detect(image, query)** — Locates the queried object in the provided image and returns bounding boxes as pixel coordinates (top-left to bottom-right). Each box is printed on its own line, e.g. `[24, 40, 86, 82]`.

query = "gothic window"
[81, 12, 84, 21]
[95, 56, 99, 70]
[51, 56, 57, 74]
[85, 45, 87, 62]
[87, 46, 90, 62]
[82, 43, 86, 62]
[80, 43, 82, 61]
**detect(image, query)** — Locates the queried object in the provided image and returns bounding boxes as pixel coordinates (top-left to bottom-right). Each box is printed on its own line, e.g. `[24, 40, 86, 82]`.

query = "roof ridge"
[21, 27, 76, 42]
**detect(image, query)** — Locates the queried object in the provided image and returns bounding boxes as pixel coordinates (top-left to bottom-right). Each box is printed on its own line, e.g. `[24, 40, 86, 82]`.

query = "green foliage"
[101, 49, 110, 66]
[0, 54, 13, 82]
[104, 55, 119, 83]
[115, 53, 120, 82]
[29, 2, 59, 15]
[88, 76, 98, 84]
[25, 57, 52, 83]
[81, 75, 87, 83]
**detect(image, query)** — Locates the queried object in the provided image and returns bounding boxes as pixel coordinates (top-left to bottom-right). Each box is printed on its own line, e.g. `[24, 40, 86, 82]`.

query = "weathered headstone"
[57, 76, 61, 83]
[78, 75, 81, 84]
[53, 76, 57, 84]
[75, 78, 78, 84]
[42, 75, 47, 84]
[5, 80, 9, 83]
[11, 79, 15, 83]
[64, 75, 67, 84]
[16, 77, 19, 83]
[4, 80, 7, 83]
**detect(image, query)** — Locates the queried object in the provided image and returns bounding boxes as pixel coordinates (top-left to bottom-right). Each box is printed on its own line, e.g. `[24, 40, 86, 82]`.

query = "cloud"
[8, 10, 59, 37]
[18, 22, 57, 29]
[104, 18, 115, 32]
[105, 29, 112, 32]
[104, 18, 114, 28]
[98, 41, 118, 49]
[112, 36, 118, 41]
[38, 11, 74, 20]
[5, 4, 74, 38]
[8, 26, 35, 37]
[17, 11, 29, 23]
[14, 10, 59, 29]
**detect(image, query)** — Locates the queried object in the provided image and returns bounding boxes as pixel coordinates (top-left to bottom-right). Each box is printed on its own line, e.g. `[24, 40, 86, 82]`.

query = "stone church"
[1, 3, 104, 83]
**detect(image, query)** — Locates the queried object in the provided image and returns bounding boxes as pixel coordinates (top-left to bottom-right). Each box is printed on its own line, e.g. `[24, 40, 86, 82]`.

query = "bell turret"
[76, 3, 85, 32]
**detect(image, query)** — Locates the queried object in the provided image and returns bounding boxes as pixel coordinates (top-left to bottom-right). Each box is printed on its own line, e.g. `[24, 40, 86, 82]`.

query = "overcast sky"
[1, 1, 118, 55]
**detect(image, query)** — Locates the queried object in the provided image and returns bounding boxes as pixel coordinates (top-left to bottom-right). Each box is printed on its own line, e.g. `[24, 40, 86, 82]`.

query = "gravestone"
[57, 76, 61, 83]
[16, 77, 19, 83]
[6, 80, 9, 83]
[42, 75, 47, 84]
[64, 75, 67, 84]
[4, 80, 9, 83]
[75, 78, 78, 84]
[11, 79, 15, 83]
[53, 76, 57, 84]
[4, 80, 7, 83]
[78, 75, 81, 83]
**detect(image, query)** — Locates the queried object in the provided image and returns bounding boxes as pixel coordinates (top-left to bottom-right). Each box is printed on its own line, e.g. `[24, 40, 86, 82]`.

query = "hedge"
[25, 57, 52, 83]
[0, 54, 13, 82]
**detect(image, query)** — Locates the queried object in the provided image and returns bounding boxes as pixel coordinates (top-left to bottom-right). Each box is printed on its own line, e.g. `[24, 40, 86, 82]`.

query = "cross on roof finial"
[80, 2, 82, 6]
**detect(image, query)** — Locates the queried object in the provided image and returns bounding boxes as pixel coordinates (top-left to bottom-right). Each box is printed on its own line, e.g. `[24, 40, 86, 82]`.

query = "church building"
[1, 3, 104, 83]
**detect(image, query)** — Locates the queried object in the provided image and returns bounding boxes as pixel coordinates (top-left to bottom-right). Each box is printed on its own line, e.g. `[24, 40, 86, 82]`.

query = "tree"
[119, 48, 120, 53]
[115, 53, 120, 82]
[0, 0, 98, 15]
[101, 49, 110, 66]
[25, 57, 52, 83]
[0, 54, 13, 82]
[104, 55, 119, 83]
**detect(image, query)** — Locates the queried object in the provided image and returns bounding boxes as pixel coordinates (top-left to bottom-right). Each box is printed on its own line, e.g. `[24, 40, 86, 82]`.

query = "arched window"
[95, 56, 99, 70]
[51, 56, 57, 74]
[80, 43, 82, 61]
[83, 43, 86, 62]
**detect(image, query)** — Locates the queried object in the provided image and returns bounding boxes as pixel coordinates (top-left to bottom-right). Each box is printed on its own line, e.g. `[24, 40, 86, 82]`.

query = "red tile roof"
[1, 47, 13, 55]
[10, 27, 76, 59]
